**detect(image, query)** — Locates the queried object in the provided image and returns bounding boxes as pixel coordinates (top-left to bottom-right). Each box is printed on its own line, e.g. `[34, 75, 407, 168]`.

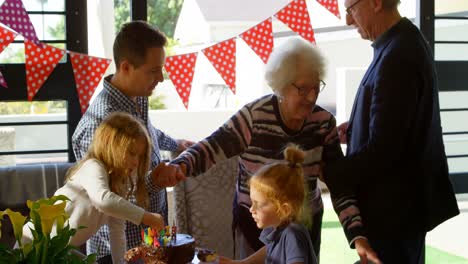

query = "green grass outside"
[320, 210, 468, 263]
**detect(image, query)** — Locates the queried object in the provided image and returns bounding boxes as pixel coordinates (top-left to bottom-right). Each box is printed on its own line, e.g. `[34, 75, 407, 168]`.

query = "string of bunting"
[0, 0, 340, 111]
[0, 0, 111, 113]
[163, 0, 340, 109]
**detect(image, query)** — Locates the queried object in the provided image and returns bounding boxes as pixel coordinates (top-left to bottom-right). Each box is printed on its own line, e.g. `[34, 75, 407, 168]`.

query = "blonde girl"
[22, 112, 164, 264]
[220, 145, 318, 264]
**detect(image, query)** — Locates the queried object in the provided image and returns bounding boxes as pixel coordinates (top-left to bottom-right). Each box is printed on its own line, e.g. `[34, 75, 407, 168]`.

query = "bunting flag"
[0, 70, 7, 88]
[240, 18, 274, 64]
[202, 38, 236, 94]
[70, 52, 111, 113]
[24, 40, 65, 101]
[317, 0, 341, 19]
[0, 0, 40, 44]
[164, 52, 198, 109]
[0, 26, 17, 54]
[275, 0, 316, 44]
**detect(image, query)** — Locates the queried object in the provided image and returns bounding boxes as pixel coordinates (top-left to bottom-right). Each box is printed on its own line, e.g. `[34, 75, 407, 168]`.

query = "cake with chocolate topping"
[125, 234, 195, 264]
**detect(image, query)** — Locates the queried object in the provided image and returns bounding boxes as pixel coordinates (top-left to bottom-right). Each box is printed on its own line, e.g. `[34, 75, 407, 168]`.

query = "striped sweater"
[171, 94, 363, 244]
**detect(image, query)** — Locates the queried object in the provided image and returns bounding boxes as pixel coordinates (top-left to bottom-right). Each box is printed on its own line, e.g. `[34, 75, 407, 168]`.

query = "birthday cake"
[125, 228, 195, 264]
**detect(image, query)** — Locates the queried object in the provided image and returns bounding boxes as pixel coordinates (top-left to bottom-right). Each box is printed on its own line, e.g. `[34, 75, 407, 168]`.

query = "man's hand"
[151, 162, 186, 187]
[337, 121, 349, 144]
[355, 238, 382, 264]
[176, 139, 194, 152]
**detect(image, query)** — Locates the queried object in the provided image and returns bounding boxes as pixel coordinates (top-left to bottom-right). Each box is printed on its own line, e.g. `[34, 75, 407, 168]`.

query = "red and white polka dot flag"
[202, 38, 237, 94]
[240, 18, 274, 64]
[24, 40, 65, 101]
[69, 52, 111, 113]
[0, 26, 17, 88]
[164, 52, 198, 109]
[0, 70, 7, 88]
[0, 26, 17, 54]
[317, 0, 341, 19]
[275, 0, 316, 44]
[0, 0, 40, 45]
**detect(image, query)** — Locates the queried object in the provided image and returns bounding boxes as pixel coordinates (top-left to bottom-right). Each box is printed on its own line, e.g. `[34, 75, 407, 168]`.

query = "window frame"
[0, 0, 87, 163]
[418, 0, 468, 193]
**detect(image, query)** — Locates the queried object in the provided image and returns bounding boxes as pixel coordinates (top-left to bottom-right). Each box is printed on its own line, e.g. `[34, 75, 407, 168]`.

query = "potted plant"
[0, 195, 95, 263]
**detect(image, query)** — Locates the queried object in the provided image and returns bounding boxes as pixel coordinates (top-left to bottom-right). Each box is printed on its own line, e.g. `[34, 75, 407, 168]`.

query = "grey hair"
[264, 37, 326, 96]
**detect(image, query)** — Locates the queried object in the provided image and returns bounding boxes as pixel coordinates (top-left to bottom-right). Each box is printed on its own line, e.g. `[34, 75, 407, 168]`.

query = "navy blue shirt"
[260, 223, 318, 264]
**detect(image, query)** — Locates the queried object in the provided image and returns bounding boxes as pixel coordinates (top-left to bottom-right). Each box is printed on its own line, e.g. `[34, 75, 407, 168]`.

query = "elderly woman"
[171, 37, 343, 260]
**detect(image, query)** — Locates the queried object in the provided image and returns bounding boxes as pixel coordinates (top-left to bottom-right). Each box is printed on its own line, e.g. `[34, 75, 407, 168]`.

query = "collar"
[262, 224, 287, 244]
[372, 17, 408, 51]
[103, 75, 139, 108]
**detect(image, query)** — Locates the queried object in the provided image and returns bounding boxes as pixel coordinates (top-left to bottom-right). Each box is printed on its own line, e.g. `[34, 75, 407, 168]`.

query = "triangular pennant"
[202, 38, 236, 94]
[0, 26, 17, 54]
[0, 70, 8, 88]
[24, 40, 65, 101]
[275, 0, 316, 44]
[240, 18, 274, 64]
[70, 52, 111, 113]
[164, 52, 198, 109]
[317, 0, 341, 19]
[0, 0, 40, 44]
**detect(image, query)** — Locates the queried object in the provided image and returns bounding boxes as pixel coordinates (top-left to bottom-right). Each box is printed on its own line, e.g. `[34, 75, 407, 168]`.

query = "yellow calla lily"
[4, 208, 27, 242]
[55, 212, 69, 232]
[37, 202, 66, 236]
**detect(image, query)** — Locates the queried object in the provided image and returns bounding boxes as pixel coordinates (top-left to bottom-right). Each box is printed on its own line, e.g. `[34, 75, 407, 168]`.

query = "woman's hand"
[355, 238, 382, 264]
[142, 212, 164, 233]
[337, 121, 349, 144]
[176, 139, 195, 152]
[151, 162, 186, 187]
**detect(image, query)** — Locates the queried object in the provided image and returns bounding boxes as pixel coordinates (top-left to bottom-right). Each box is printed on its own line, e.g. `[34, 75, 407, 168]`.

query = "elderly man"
[323, 0, 459, 263]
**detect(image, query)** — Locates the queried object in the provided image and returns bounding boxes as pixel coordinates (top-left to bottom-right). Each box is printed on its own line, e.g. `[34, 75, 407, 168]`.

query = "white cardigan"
[22, 159, 145, 264]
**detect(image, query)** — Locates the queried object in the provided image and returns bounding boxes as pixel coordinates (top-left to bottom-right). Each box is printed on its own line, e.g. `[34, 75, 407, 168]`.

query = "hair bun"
[284, 144, 305, 167]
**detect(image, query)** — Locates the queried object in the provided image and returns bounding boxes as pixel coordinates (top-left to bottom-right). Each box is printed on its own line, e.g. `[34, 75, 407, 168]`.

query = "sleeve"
[321, 116, 365, 247]
[72, 113, 105, 161]
[323, 54, 421, 246]
[284, 226, 318, 264]
[322, 115, 344, 168]
[108, 217, 126, 264]
[72, 120, 98, 161]
[170, 106, 253, 176]
[148, 121, 178, 151]
[76, 160, 145, 225]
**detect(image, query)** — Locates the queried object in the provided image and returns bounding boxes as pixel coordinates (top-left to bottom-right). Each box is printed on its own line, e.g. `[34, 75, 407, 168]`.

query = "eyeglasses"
[346, 0, 364, 15]
[291, 80, 326, 96]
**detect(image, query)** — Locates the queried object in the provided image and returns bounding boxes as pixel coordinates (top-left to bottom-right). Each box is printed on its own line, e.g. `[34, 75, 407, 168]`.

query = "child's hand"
[142, 212, 164, 233]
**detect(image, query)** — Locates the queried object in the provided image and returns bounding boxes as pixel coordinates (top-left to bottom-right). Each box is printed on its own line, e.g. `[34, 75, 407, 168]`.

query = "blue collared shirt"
[260, 222, 318, 264]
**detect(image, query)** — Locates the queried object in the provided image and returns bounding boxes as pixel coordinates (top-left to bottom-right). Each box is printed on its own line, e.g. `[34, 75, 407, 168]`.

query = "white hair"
[264, 37, 326, 96]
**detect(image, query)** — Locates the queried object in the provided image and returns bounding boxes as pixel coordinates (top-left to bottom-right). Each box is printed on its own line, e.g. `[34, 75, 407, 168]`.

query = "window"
[420, 1, 468, 193]
[0, 0, 66, 63]
[0, 0, 87, 164]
